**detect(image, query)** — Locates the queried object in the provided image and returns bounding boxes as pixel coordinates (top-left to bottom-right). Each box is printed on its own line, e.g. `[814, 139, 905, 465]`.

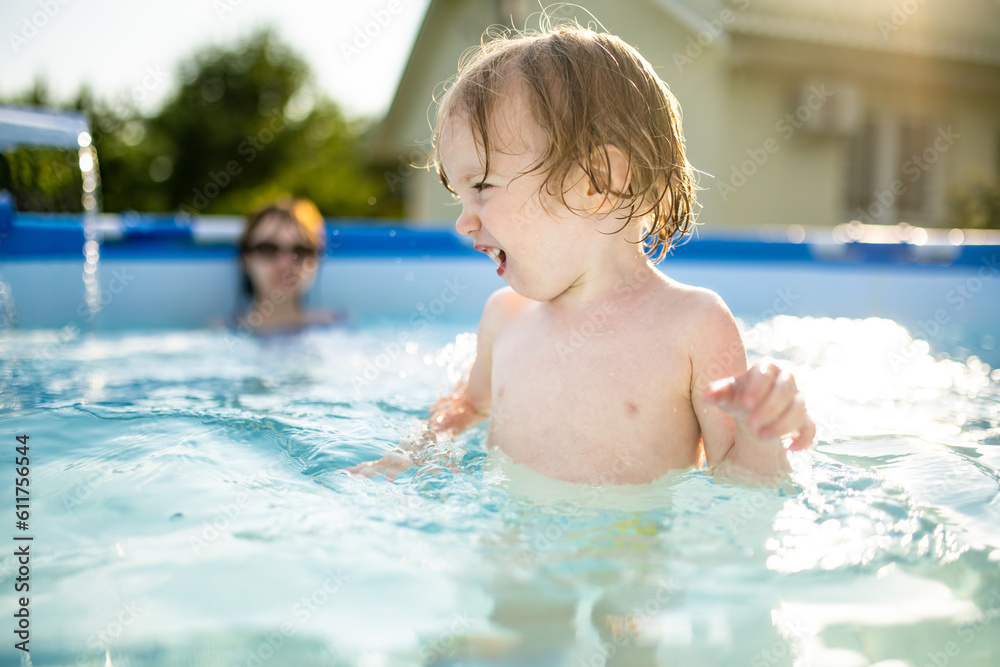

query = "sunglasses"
[245, 241, 318, 262]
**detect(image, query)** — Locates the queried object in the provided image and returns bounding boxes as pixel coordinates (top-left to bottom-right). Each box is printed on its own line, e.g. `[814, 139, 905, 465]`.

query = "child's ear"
[578, 144, 631, 214]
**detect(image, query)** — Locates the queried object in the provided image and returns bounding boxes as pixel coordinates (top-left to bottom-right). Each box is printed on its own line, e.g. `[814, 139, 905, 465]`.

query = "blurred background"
[2, 0, 999, 230]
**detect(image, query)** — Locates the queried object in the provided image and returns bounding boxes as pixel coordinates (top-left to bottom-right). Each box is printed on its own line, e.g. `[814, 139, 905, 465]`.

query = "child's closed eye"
[472, 182, 492, 192]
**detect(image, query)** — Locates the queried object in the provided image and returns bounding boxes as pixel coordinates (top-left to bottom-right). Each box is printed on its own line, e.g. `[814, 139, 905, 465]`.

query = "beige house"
[372, 0, 1000, 230]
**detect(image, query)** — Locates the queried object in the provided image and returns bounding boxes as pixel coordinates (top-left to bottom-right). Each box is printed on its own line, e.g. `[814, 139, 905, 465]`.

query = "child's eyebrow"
[458, 167, 486, 183]
[456, 170, 488, 185]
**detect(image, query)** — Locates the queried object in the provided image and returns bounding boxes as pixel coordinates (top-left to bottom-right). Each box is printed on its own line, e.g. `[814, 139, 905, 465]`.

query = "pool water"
[1, 316, 998, 666]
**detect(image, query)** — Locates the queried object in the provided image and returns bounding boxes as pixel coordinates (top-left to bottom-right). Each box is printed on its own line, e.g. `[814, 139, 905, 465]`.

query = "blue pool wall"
[1, 200, 998, 364]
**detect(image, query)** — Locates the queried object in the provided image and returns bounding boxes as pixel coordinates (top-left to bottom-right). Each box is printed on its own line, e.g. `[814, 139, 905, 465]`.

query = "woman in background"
[236, 197, 337, 333]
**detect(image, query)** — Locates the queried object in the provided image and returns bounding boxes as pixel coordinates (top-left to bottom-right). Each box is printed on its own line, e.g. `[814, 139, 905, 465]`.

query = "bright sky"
[1, 0, 430, 120]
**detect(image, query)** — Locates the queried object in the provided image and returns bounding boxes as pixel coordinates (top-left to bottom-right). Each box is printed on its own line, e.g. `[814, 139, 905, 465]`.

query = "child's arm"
[345, 288, 513, 480]
[425, 301, 496, 436]
[689, 294, 815, 485]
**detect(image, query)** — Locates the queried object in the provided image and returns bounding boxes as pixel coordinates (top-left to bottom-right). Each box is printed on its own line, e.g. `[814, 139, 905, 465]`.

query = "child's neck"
[547, 248, 657, 315]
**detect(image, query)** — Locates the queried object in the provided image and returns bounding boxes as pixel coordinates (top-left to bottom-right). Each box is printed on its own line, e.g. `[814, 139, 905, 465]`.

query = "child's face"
[439, 95, 609, 302]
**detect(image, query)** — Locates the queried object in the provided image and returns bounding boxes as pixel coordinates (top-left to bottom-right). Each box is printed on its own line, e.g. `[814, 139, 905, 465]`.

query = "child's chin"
[508, 281, 560, 302]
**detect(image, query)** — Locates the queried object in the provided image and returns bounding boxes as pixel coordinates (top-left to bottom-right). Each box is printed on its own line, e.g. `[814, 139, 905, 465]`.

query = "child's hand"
[704, 359, 815, 451]
[343, 427, 438, 481]
[343, 447, 414, 481]
[428, 391, 487, 436]
[343, 378, 485, 482]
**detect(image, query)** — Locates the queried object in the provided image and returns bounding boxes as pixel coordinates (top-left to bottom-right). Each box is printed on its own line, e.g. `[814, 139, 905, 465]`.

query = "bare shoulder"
[651, 276, 736, 331]
[654, 277, 747, 382]
[478, 286, 531, 340]
[483, 285, 531, 311]
[649, 276, 743, 358]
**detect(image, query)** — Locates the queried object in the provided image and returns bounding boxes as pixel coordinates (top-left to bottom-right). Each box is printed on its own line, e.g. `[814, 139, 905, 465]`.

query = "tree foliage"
[0, 146, 82, 213]
[1, 30, 401, 218]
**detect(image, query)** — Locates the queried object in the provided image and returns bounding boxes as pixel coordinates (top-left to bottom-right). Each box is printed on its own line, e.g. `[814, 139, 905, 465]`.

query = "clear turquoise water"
[0, 317, 998, 666]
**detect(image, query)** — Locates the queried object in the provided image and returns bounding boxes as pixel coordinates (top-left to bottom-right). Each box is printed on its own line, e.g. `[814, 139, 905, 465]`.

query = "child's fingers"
[747, 370, 797, 433]
[343, 451, 412, 480]
[788, 418, 817, 451]
[704, 377, 738, 409]
[735, 360, 779, 411]
[384, 457, 412, 482]
[350, 462, 381, 479]
[757, 394, 807, 440]
[430, 410, 454, 430]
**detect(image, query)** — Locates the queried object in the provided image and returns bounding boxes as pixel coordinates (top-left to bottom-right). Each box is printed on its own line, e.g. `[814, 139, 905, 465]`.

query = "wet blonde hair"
[431, 24, 698, 261]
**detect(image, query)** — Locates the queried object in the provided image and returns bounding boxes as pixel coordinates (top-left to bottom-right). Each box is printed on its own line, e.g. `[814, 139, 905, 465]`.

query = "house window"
[847, 114, 944, 225]
[846, 118, 877, 216]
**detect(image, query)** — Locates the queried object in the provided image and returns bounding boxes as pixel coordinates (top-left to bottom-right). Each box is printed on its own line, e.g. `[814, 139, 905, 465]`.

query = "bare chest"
[489, 314, 701, 484]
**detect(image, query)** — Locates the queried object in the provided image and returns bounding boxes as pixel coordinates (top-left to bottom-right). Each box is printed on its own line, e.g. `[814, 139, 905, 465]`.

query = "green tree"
[145, 29, 400, 218]
[3, 30, 402, 218]
[0, 77, 83, 213]
[0, 146, 82, 212]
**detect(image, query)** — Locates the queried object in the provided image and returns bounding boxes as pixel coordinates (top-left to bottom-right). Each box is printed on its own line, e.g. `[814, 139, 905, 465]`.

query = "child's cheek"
[518, 194, 542, 219]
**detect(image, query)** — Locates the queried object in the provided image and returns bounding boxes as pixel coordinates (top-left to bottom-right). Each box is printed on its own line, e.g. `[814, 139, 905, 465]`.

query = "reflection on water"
[0, 317, 997, 666]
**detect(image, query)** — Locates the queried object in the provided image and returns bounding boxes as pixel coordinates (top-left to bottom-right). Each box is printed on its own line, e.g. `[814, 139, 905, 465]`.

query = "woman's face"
[242, 216, 320, 302]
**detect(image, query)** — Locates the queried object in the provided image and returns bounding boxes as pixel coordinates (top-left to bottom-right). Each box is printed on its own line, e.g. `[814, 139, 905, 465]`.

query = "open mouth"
[478, 246, 507, 276]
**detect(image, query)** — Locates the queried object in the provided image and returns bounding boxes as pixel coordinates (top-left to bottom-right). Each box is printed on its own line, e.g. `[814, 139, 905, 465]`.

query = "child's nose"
[455, 206, 480, 237]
